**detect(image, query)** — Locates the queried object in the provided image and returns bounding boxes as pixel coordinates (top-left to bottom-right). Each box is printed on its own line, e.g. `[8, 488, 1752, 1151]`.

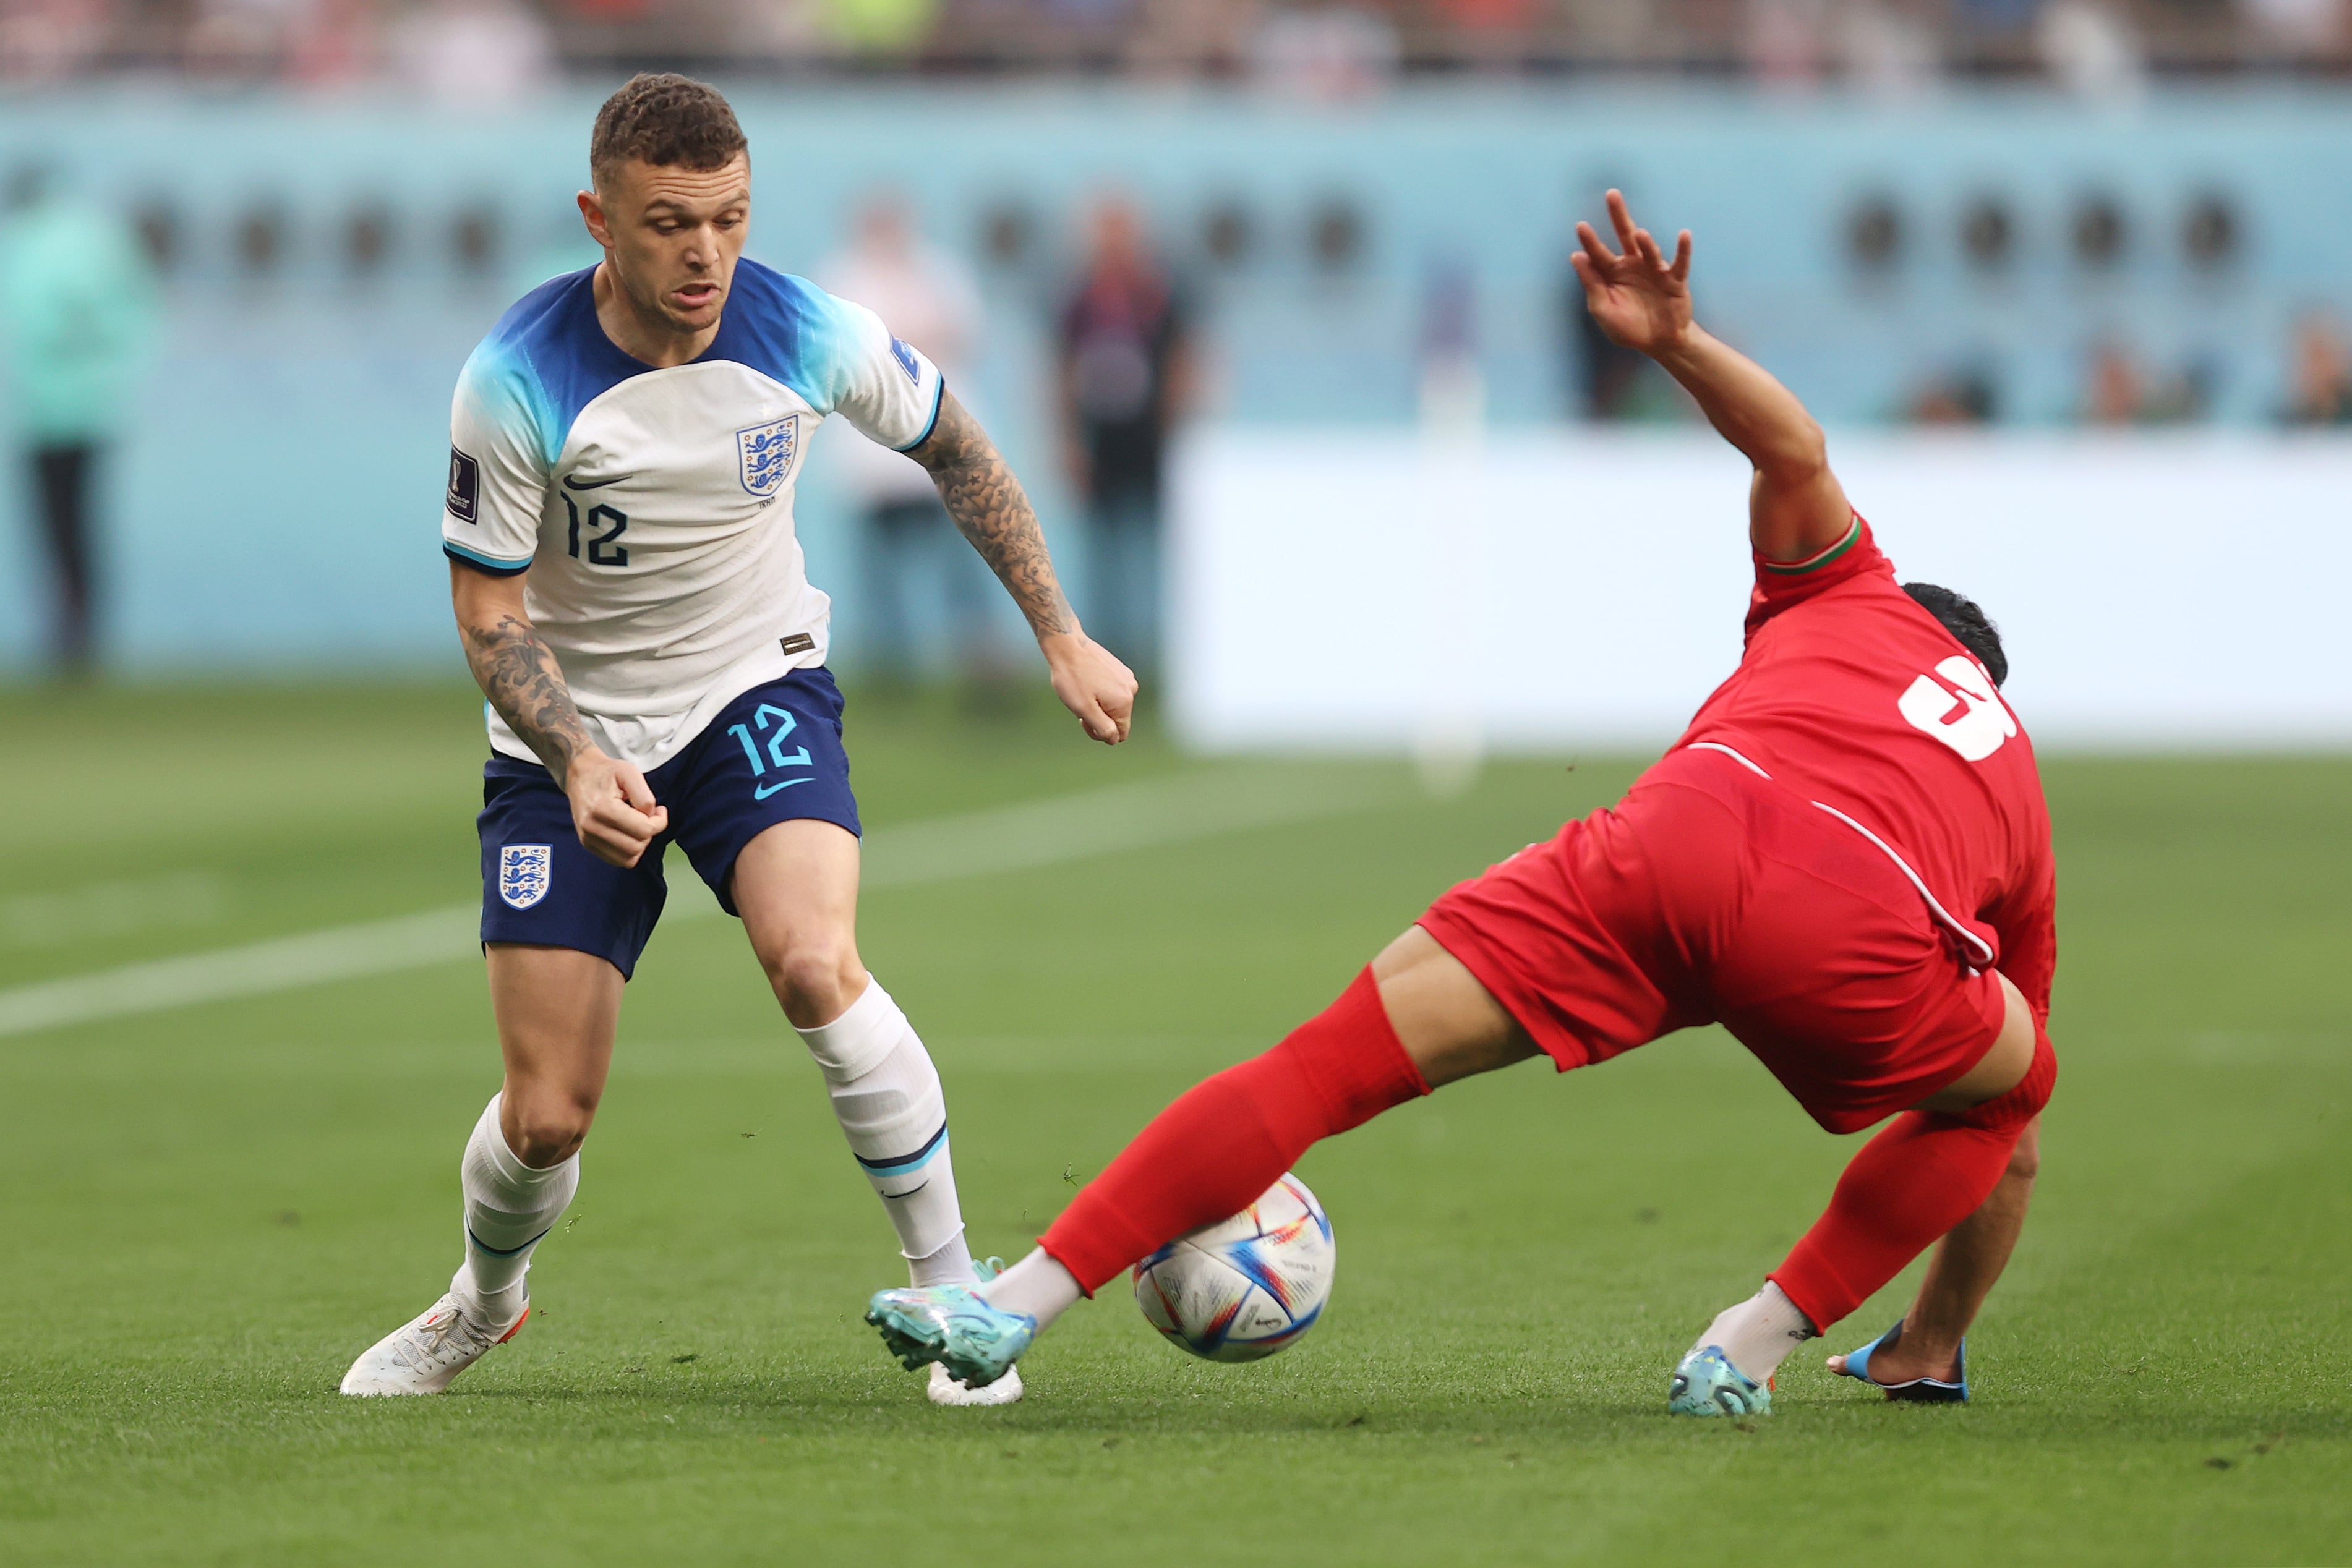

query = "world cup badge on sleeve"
[736, 414, 801, 498]
[498, 844, 553, 910]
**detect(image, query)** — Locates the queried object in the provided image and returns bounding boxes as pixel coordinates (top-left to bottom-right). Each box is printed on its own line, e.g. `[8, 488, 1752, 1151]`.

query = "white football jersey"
[440, 259, 943, 769]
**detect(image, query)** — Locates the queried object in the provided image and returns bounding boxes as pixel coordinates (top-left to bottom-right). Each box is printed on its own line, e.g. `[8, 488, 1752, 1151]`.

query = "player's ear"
[578, 188, 612, 250]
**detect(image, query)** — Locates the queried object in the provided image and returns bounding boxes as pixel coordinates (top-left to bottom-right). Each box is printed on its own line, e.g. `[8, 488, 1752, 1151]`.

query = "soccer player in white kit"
[340, 74, 1136, 1407]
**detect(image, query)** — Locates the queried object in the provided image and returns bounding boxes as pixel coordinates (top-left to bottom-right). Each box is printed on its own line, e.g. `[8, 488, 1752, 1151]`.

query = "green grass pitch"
[2, 683, 2346, 1565]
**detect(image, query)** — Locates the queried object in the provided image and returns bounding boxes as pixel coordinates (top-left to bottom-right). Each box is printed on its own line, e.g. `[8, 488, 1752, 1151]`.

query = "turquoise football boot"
[1835, 1319, 1969, 1404]
[866, 1275, 1035, 1390]
[1668, 1345, 1774, 1417]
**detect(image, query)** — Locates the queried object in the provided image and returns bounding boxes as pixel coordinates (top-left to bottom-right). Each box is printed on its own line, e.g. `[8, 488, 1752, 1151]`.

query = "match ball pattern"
[1132, 1173, 1335, 1363]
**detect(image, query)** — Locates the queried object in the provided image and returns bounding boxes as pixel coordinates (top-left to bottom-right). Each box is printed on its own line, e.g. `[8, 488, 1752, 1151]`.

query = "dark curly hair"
[590, 74, 748, 189]
[1902, 582, 2008, 687]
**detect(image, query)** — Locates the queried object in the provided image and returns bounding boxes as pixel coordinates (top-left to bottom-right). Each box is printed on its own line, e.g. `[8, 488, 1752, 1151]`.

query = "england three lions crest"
[498, 844, 552, 910]
[737, 415, 801, 498]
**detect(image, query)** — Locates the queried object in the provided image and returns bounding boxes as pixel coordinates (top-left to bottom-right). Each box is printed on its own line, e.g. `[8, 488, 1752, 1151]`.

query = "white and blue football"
[1132, 1172, 1335, 1363]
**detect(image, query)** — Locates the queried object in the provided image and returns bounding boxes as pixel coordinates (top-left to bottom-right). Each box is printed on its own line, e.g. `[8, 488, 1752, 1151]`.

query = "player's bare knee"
[761, 935, 865, 1027]
[507, 1101, 592, 1167]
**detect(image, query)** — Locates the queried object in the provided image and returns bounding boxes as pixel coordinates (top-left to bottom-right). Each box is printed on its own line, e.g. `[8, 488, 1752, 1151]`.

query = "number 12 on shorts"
[729, 704, 813, 799]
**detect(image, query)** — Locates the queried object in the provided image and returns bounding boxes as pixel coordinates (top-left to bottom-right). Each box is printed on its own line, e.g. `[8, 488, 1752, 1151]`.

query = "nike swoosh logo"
[753, 778, 814, 799]
[562, 473, 630, 491]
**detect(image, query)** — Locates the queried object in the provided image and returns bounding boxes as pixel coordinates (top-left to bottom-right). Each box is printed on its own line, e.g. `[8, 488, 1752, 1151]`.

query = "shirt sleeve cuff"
[889, 377, 947, 453]
[444, 540, 533, 577]
[1759, 515, 1862, 574]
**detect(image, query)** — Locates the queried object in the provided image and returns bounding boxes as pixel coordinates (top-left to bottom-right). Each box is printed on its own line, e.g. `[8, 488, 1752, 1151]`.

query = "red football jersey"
[1667, 516, 2056, 1021]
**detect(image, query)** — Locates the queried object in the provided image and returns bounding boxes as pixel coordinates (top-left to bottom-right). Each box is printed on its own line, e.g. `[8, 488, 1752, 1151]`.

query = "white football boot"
[340, 1292, 528, 1397]
[927, 1359, 1025, 1407]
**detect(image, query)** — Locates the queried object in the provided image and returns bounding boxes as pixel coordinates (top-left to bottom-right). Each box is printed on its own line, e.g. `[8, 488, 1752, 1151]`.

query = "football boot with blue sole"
[1835, 1318, 1969, 1403]
[1668, 1345, 1774, 1416]
[868, 1280, 1034, 1391]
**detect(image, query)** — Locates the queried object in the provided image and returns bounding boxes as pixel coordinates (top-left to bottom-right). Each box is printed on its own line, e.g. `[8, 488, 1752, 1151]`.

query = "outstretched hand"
[1572, 190, 1694, 357]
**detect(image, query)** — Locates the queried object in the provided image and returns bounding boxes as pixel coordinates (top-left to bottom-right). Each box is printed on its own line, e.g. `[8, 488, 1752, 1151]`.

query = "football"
[1132, 1172, 1335, 1362]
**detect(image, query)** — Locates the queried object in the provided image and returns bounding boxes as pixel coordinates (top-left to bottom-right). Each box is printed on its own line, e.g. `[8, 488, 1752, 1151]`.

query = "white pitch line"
[0, 765, 1390, 1041]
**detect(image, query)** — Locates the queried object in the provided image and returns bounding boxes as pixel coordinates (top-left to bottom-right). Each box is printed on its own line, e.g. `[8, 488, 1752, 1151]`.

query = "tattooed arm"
[449, 562, 668, 866]
[910, 390, 1138, 744]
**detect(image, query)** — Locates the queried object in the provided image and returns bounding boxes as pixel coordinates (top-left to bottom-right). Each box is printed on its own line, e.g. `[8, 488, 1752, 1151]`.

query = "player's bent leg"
[733, 819, 868, 1029]
[341, 945, 616, 1397]
[1773, 976, 2047, 1333]
[735, 820, 986, 1299]
[1827, 1118, 2040, 1395]
[868, 929, 1534, 1387]
[1910, 971, 2039, 1116]
[1368, 926, 1542, 1088]
[1038, 932, 1523, 1287]
[1674, 976, 2051, 1413]
[1768, 991, 2053, 1406]
[489, 942, 625, 1164]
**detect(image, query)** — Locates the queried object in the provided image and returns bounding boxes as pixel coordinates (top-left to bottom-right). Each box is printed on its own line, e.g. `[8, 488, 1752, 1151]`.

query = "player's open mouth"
[674, 283, 720, 309]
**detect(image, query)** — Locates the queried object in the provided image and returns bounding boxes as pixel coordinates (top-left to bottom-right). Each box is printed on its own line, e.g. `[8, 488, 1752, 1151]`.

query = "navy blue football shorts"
[476, 667, 859, 979]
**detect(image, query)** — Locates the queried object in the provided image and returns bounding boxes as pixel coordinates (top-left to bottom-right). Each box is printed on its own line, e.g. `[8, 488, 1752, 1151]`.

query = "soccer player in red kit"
[867, 192, 2057, 1415]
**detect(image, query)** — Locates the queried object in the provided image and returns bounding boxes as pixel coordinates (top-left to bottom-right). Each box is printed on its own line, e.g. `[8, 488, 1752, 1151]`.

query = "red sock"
[1771, 1028, 2055, 1331]
[1041, 968, 1430, 1294]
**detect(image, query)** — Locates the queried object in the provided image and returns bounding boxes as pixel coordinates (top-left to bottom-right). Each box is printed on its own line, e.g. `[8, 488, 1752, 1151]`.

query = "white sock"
[909, 1233, 977, 1289]
[1690, 1280, 1817, 1384]
[451, 1094, 578, 1323]
[796, 979, 975, 1285]
[979, 1248, 1082, 1330]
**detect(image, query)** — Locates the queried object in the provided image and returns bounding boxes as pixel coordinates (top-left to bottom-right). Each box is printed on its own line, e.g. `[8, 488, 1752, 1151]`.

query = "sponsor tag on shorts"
[780, 633, 815, 656]
[498, 844, 552, 909]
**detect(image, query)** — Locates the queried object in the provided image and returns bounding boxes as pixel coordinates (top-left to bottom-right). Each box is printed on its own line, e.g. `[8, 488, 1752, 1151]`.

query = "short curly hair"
[1904, 582, 2008, 688]
[590, 74, 748, 189]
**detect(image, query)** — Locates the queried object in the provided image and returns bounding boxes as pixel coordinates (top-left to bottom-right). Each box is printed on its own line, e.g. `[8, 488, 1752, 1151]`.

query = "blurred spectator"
[2144, 360, 2213, 423]
[184, 0, 305, 77]
[0, 0, 2348, 83]
[2243, 0, 2344, 57]
[2280, 311, 2352, 425]
[1057, 197, 1192, 676]
[1125, 0, 1259, 75]
[1251, 2, 1397, 99]
[2037, 0, 2145, 96]
[1418, 254, 1483, 433]
[1952, 0, 2041, 38]
[1429, 0, 1541, 68]
[0, 169, 158, 676]
[286, 0, 383, 84]
[729, 0, 824, 61]
[2084, 339, 2208, 425]
[0, 0, 113, 80]
[2084, 339, 2144, 424]
[823, 0, 939, 53]
[1908, 365, 1999, 424]
[1834, 1, 1940, 95]
[389, 0, 551, 103]
[815, 195, 1005, 691]
[1745, 0, 1828, 86]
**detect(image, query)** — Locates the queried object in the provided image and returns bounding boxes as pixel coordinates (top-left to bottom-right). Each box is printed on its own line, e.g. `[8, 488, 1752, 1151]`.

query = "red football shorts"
[1418, 746, 2008, 1135]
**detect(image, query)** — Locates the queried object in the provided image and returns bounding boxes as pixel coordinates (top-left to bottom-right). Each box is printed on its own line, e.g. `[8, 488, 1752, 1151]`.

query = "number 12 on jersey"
[563, 494, 630, 567]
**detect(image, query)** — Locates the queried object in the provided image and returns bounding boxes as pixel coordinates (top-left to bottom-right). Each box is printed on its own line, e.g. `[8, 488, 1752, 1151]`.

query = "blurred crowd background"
[9, 0, 2352, 88]
[1, 67, 2348, 731]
